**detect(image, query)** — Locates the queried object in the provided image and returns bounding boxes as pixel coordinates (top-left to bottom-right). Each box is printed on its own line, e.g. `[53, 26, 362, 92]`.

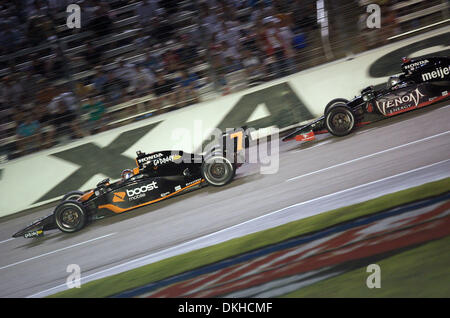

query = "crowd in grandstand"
[0, 0, 447, 160]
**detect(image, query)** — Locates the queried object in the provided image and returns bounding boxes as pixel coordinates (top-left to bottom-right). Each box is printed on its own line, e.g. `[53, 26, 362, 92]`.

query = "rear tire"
[62, 190, 84, 201]
[54, 200, 87, 233]
[201, 155, 236, 187]
[325, 105, 355, 137]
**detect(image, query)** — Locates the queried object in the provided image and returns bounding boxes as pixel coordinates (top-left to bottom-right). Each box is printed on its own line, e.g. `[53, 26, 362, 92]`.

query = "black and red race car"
[283, 56, 450, 142]
[13, 129, 248, 238]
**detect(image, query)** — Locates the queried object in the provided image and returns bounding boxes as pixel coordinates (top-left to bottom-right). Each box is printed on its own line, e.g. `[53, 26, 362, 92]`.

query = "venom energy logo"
[376, 88, 425, 115]
[126, 181, 158, 201]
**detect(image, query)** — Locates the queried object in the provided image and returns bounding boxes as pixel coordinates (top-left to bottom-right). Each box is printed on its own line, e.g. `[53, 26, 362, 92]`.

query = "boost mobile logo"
[126, 181, 158, 200]
[113, 192, 126, 202]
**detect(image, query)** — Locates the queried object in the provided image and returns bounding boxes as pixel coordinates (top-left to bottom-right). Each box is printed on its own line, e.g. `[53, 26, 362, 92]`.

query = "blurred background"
[0, 0, 448, 161]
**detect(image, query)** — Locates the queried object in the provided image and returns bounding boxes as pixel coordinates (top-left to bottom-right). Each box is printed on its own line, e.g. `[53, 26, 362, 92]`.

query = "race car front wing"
[12, 214, 56, 238]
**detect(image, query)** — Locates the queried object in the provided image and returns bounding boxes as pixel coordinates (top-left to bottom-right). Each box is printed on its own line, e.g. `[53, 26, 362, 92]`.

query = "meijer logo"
[421, 66, 450, 81]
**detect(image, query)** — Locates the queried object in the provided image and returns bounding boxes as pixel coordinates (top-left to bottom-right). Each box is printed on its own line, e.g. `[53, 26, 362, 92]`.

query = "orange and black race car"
[13, 129, 248, 238]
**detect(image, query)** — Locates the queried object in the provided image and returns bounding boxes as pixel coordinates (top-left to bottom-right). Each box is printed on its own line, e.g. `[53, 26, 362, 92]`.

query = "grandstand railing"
[1, 0, 449, 161]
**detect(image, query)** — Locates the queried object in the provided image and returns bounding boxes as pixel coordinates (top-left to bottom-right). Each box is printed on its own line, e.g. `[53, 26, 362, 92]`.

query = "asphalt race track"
[0, 101, 449, 297]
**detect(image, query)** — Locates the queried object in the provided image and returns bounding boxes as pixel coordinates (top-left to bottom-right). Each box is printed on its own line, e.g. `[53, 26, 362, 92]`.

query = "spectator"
[46, 46, 67, 80]
[162, 49, 181, 73]
[4, 74, 24, 108]
[58, 84, 79, 112]
[134, 29, 152, 49]
[151, 72, 176, 111]
[46, 84, 78, 115]
[131, 65, 155, 96]
[92, 66, 108, 94]
[260, 18, 289, 77]
[242, 49, 264, 79]
[81, 0, 99, 27]
[35, 78, 59, 106]
[217, 19, 241, 49]
[0, 23, 23, 55]
[221, 41, 242, 73]
[277, 20, 297, 74]
[357, 8, 377, 50]
[0, 77, 6, 107]
[176, 69, 200, 107]
[141, 49, 164, 72]
[176, 34, 199, 65]
[87, 5, 113, 38]
[250, 1, 272, 23]
[53, 99, 84, 140]
[114, 58, 137, 89]
[289, 0, 317, 33]
[200, 3, 220, 35]
[22, 72, 40, 102]
[80, 41, 102, 67]
[160, 0, 178, 16]
[47, 0, 69, 13]
[209, 32, 224, 56]
[81, 95, 107, 135]
[240, 26, 260, 53]
[27, 15, 47, 46]
[163, 49, 181, 74]
[0, 76, 13, 107]
[380, 5, 399, 44]
[74, 81, 92, 101]
[39, 14, 57, 42]
[15, 111, 40, 154]
[150, 17, 175, 43]
[33, 102, 56, 148]
[210, 54, 229, 94]
[26, 0, 48, 19]
[28, 53, 47, 78]
[137, 0, 159, 26]
[103, 71, 123, 103]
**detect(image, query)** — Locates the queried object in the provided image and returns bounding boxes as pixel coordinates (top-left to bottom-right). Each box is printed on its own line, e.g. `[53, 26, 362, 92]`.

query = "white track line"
[0, 238, 15, 244]
[28, 158, 450, 298]
[287, 131, 450, 182]
[292, 140, 333, 153]
[0, 233, 116, 270]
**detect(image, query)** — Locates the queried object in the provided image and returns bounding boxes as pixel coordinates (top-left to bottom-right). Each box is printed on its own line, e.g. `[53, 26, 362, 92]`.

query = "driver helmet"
[387, 76, 401, 90]
[121, 169, 133, 181]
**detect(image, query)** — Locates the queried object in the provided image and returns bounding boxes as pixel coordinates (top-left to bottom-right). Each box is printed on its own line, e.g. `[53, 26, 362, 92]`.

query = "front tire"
[54, 200, 87, 233]
[325, 105, 355, 137]
[324, 98, 349, 115]
[201, 155, 236, 187]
